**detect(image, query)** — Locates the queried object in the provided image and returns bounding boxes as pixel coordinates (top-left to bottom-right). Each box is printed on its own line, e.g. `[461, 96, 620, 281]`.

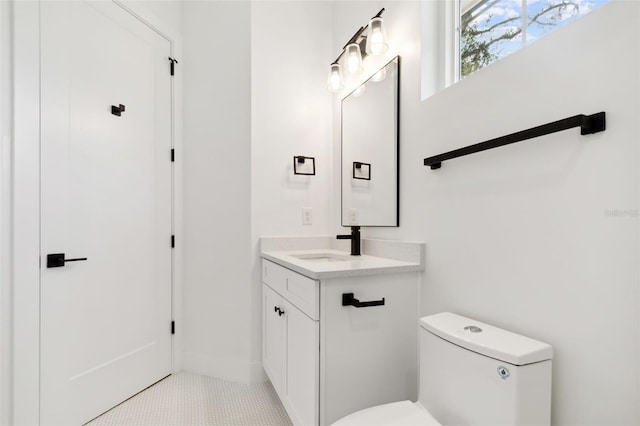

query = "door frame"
[7, 1, 183, 424]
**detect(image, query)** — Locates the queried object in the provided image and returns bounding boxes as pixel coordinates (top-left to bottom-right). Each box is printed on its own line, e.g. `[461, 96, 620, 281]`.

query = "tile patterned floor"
[86, 372, 292, 426]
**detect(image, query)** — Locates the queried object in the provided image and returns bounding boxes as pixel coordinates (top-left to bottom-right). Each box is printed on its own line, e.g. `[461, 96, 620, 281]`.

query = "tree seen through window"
[461, 0, 610, 78]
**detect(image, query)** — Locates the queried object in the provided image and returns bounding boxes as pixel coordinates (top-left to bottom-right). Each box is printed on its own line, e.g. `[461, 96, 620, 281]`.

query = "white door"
[40, 2, 172, 424]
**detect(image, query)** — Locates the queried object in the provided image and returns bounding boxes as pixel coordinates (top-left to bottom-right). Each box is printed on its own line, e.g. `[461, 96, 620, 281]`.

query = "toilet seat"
[331, 400, 442, 426]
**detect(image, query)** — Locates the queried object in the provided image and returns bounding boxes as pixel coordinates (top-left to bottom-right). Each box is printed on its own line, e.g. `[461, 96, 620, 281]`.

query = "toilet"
[333, 312, 553, 425]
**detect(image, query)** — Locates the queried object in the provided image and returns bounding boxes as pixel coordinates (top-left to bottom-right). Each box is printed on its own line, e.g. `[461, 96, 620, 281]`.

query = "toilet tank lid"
[420, 312, 553, 365]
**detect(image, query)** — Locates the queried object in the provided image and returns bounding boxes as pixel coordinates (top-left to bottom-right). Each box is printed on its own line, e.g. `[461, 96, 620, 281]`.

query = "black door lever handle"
[46, 253, 88, 268]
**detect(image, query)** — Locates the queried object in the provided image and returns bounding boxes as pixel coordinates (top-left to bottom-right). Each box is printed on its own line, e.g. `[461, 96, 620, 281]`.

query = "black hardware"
[171, 321, 175, 335]
[171, 149, 175, 162]
[423, 112, 606, 170]
[342, 292, 385, 308]
[330, 8, 386, 65]
[353, 162, 371, 180]
[274, 306, 285, 316]
[293, 156, 316, 175]
[168, 57, 179, 76]
[336, 226, 361, 256]
[46, 253, 88, 268]
[171, 235, 175, 248]
[111, 104, 126, 116]
[340, 55, 400, 227]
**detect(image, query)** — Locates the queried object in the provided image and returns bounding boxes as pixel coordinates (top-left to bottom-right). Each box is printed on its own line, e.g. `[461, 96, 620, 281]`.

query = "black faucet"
[337, 226, 361, 256]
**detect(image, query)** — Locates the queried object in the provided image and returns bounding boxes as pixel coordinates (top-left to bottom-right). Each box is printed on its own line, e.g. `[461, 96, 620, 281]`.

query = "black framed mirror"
[341, 56, 399, 227]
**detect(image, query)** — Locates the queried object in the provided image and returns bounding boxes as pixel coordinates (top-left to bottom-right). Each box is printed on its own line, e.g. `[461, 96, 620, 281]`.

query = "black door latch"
[47, 253, 88, 268]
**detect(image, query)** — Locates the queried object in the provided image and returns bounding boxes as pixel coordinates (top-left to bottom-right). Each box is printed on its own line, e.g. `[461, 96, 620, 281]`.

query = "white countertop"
[261, 248, 423, 280]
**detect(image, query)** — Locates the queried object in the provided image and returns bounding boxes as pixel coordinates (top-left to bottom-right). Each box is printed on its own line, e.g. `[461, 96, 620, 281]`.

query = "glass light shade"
[370, 67, 387, 82]
[366, 17, 388, 55]
[352, 84, 366, 97]
[345, 43, 363, 75]
[327, 63, 344, 92]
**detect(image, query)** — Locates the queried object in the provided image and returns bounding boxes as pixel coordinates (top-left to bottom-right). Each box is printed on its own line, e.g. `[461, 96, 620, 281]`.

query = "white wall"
[181, 0, 334, 384]
[0, 2, 12, 423]
[333, 1, 639, 424]
[250, 0, 333, 375]
[181, 0, 255, 382]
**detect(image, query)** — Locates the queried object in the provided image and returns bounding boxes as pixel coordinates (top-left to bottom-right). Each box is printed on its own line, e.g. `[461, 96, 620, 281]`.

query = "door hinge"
[171, 321, 175, 335]
[171, 148, 175, 162]
[171, 235, 175, 248]
[168, 57, 178, 76]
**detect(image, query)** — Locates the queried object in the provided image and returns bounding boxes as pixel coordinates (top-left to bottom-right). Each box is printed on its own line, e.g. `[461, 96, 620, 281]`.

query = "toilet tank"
[419, 312, 553, 426]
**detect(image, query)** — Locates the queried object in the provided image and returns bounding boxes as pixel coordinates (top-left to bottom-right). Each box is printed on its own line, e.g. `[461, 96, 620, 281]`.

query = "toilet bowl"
[332, 312, 553, 426]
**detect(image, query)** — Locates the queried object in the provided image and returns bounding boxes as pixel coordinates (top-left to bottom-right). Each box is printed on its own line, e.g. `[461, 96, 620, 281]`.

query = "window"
[460, 0, 610, 78]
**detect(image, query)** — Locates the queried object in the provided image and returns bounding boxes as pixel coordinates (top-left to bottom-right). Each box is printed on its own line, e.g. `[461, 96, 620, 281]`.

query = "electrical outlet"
[302, 207, 312, 225]
[349, 208, 358, 225]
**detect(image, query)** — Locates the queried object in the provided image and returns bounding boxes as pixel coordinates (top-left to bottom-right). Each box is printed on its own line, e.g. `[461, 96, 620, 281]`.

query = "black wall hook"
[111, 104, 126, 116]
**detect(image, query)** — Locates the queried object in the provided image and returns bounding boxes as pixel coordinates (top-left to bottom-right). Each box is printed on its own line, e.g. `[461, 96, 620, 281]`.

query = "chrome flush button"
[464, 325, 483, 333]
[497, 366, 510, 380]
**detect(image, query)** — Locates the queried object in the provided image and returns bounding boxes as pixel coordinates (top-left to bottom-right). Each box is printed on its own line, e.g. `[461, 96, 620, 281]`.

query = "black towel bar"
[423, 112, 606, 170]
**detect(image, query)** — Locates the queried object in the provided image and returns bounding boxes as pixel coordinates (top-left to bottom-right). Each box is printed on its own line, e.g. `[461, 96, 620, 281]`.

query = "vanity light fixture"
[366, 16, 389, 55]
[345, 43, 363, 75]
[326, 8, 387, 93]
[327, 63, 344, 92]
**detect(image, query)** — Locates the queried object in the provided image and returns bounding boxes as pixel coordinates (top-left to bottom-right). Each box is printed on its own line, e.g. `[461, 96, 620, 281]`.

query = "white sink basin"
[290, 253, 351, 262]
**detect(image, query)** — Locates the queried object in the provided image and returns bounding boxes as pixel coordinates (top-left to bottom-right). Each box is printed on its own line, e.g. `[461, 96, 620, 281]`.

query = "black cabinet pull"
[46, 253, 88, 268]
[342, 292, 385, 308]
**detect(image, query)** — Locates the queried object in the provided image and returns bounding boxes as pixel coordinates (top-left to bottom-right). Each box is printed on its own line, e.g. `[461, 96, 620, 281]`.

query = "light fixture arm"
[345, 26, 366, 47]
[372, 8, 385, 19]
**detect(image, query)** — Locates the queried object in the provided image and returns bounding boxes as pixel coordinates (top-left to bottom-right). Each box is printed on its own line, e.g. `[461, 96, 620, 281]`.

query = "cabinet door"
[282, 300, 319, 426]
[320, 273, 418, 425]
[263, 284, 284, 393]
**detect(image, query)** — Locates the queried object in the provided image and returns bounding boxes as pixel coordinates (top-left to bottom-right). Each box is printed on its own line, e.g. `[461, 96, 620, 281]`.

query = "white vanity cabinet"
[263, 261, 320, 426]
[262, 257, 418, 426]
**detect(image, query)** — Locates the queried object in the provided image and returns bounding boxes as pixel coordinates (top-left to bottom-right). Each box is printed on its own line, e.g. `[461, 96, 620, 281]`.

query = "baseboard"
[182, 352, 267, 384]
